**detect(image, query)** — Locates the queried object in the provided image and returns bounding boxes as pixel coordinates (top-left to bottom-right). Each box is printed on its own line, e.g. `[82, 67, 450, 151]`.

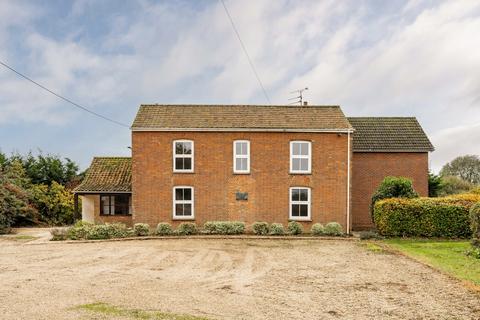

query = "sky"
[0, 0, 479, 172]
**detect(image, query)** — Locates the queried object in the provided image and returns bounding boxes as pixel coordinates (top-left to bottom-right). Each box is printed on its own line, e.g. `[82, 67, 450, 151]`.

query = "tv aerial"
[288, 87, 308, 105]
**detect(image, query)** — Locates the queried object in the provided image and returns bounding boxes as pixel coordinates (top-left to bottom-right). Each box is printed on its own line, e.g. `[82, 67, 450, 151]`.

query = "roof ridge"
[93, 156, 131, 159]
[139, 104, 341, 108]
[348, 116, 417, 119]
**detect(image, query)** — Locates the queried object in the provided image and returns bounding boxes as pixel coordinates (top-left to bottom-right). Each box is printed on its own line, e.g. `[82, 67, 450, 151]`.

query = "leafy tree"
[428, 172, 442, 197]
[31, 182, 75, 225]
[440, 155, 480, 184]
[437, 175, 474, 196]
[370, 176, 419, 222]
[9, 151, 79, 186]
[0, 161, 39, 233]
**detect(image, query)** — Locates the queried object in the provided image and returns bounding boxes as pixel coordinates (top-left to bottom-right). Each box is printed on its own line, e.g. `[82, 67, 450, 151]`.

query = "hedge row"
[52, 220, 345, 240]
[374, 193, 480, 238]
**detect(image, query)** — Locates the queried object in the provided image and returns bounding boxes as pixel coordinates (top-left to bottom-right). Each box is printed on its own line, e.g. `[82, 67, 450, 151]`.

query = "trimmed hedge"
[287, 221, 303, 235]
[176, 222, 198, 235]
[471, 202, 480, 247]
[269, 223, 285, 235]
[374, 194, 480, 238]
[133, 223, 150, 236]
[155, 223, 173, 236]
[324, 222, 343, 236]
[203, 221, 245, 235]
[310, 223, 325, 236]
[252, 222, 269, 235]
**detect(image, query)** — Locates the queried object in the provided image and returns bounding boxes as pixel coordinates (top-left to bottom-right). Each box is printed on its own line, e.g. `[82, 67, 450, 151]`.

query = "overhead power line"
[0, 60, 130, 128]
[220, 0, 271, 104]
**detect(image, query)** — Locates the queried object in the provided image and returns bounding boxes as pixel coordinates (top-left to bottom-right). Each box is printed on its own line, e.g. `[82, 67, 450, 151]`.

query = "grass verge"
[76, 302, 211, 320]
[384, 239, 480, 289]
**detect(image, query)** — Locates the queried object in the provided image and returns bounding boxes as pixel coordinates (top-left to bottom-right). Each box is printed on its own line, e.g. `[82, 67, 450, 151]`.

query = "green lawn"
[76, 302, 210, 320]
[384, 239, 480, 288]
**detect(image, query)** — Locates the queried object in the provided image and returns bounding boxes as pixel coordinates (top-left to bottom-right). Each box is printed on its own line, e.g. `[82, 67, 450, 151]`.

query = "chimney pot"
[303, 101, 308, 106]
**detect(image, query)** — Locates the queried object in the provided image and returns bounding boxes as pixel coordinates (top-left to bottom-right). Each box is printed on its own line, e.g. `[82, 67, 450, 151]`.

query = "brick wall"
[132, 131, 350, 231]
[351, 152, 429, 230]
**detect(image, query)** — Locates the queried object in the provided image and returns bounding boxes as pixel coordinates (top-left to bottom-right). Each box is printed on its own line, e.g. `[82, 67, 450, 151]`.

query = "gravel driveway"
[0, 237, 478, 319]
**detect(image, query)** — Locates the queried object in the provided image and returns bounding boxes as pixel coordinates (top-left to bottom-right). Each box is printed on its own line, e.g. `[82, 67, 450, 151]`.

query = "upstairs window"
[173, 186, 194, 219]
[233, 140, 250, 174]
[290, 141, 311, 174]
[173, 140, 194, 172]
[289, 187, 311, 220]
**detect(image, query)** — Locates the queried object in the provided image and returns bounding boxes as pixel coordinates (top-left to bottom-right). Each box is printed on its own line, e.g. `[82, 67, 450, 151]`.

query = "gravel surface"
[0, 238, 479, 319]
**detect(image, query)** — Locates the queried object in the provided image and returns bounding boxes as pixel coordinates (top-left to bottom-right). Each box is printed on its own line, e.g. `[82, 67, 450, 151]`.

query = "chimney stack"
[303, 101, 308, 106]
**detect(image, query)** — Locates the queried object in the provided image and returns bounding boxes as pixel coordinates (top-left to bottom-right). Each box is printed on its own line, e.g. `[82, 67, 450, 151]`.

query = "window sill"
[289, 218, 312, 222]
[233, 172, 250, 175]
[289, 172, 312, 175]
[173, 171, 195, 174]
[99, 214, 132, 217]
[172, 217, 195, 221]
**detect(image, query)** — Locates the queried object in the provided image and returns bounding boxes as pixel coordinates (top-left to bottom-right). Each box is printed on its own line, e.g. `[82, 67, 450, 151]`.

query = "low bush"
[324, 222, 343, 236]
[252, 222, 269, 235]
[155, 222, 173, 236]
[85, 224, 111, 240]
[269, 223, 285, 235]
[176, 222, 197, 235]
[287, 221, 303, 235]
[359, 230, 382, 240]
[106, 223, 130, 238]
[310, 223, 325, 236]
[466, 247, 480, 259]
[50, 227, 68, 241]
[203, 221, 245, 235]
[374, 194, 480, 237]
[370, 177, 419, 222]
[133, 223, 150, 236]
[66, 220, 94, 240]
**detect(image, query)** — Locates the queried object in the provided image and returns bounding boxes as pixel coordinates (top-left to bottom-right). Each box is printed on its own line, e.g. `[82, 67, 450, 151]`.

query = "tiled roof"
[73, 157, 131, 193]
[347, 117, 434, 152]
[131, 104, 353, 131]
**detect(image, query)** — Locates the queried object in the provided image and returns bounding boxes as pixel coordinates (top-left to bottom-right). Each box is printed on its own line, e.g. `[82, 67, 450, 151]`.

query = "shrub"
[287, 221, 303, 235]
[438, 176, 474, 196]
[155, 223, 173, 236]
[374, 194, 480, 237]
[252, 222, 269, 235]
[358, 230, 382, 240]
[85, 224, 111, 240]
[176, 222, 197, 235]
[310, 223, 325, 236]
[466, 247, 480, 259]
[324, 222, 343, 236]
[470, 202, 480, 247]
[105, 223, 130, 238]
[370, 177, 418, 222]
[203, 221, 245, 235]
[66, 220, 94, 240]
[269, 223, 285, 235]
[133, 223, 150, 236]
[50, 227, 68, 241]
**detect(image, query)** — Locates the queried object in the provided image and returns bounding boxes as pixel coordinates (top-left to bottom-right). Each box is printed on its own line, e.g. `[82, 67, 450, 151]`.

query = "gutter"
[131, 127, 355, 133]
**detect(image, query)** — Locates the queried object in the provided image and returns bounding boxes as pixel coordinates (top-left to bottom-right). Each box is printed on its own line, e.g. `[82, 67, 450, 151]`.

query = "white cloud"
[0, 0, 479, 169]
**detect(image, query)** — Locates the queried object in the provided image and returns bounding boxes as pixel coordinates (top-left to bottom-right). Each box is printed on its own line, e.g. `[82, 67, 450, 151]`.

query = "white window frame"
[173, 140, 194, 173]
[290, 141, 311, 174]
[289, 187, 311, 221]
[233, 140, 250, 174]
[172, 186, 195, 220]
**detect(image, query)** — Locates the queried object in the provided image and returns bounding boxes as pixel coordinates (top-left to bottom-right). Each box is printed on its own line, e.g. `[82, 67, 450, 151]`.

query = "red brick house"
[73, 105, 434, 232]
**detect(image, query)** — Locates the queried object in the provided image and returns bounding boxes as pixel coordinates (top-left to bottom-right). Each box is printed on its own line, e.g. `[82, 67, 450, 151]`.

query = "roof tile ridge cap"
[138, 104, 341, 108]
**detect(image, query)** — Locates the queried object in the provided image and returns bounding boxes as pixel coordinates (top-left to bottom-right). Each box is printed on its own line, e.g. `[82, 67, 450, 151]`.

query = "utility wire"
[0, 60, 130, 128]
[220, 0, 271, 104]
